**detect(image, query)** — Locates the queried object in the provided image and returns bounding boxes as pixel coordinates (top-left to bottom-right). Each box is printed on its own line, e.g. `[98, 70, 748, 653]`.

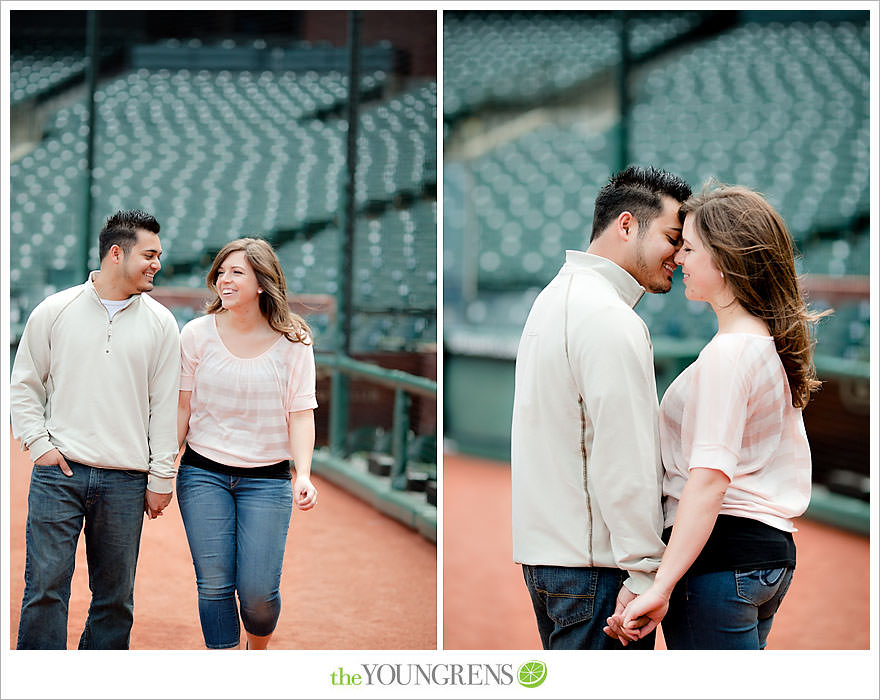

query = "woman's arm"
[288, 408, 316, 510]
[616, 467, 730, 639]
[177, 390, 192, 454]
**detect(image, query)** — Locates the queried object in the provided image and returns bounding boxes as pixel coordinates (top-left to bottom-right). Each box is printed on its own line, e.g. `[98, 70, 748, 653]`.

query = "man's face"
[631, 195, 683, 294]
[121, 228, 162, 295]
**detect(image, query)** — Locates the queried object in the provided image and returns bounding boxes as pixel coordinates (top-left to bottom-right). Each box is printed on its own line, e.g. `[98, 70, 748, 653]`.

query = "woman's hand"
[293, 475, 317, 510]
[620, 585, 671, 639]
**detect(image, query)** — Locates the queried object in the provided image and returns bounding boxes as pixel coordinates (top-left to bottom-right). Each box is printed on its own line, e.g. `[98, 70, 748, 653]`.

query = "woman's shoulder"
[700, 334, 781, 385]
[276, 333, 315, 358]
[703, 332, 774, 358]
[181, 313, 215, 339]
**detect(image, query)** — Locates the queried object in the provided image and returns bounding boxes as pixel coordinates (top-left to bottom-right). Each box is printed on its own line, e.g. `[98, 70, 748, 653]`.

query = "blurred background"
[443, 7, 870, 515]
[442, 9, 871, 650]
[8, 9, 438, 540]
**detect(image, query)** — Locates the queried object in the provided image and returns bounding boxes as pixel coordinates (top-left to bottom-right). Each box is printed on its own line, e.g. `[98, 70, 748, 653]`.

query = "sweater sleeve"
[570, 307, 665, 594]
[146, 313, 181, 493]
[10, 301, 56, 461]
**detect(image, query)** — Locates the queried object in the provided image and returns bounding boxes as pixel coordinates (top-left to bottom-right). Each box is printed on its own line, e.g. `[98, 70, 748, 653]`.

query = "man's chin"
[647, 279, 672, 294]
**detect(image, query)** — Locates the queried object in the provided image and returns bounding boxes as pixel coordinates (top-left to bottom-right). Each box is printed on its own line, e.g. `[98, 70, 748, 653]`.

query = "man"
[11, 209, 180, 649]
[511, 166, 692, 649]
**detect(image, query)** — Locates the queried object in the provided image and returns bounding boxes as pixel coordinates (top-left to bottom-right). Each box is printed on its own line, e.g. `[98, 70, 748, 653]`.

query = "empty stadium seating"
[443, 17, 869, 364]
[443, 10, 704, 120]
[10, 58, 437, 352]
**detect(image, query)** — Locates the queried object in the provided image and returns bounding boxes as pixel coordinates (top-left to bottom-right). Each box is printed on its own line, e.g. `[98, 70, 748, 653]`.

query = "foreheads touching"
[590, 165, 692, 243]
[679, 184, 800, 307]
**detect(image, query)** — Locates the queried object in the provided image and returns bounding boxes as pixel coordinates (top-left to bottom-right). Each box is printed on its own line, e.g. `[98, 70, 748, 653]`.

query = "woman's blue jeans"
[18, 460, 147, 649]
[662, 567, 795, 649]
[177, 465, 292, 649]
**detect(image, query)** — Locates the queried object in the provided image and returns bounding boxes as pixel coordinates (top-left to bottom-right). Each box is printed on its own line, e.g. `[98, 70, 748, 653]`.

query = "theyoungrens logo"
[330, 661, 547, 688]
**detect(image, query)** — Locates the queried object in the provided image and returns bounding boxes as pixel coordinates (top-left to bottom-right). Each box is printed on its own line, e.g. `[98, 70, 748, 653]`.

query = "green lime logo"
[517, 660, 547, 688]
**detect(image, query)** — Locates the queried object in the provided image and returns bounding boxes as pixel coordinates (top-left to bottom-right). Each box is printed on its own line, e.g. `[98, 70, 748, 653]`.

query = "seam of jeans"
[534, 589, 595, 599]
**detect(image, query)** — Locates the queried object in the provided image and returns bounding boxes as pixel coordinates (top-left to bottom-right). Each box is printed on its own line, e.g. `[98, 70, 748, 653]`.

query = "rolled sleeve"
[285, 340, 318, 413]
[683, 338, 750, 479]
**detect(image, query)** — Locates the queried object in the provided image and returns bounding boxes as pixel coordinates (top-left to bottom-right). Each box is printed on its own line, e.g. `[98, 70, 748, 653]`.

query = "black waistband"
[663, 514, 796, 575]
[181, 445, 291, 480]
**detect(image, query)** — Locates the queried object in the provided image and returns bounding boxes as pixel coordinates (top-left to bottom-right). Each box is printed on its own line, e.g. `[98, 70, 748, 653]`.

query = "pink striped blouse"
[659, 333, 812, 533]
[180, 314, 318, 468]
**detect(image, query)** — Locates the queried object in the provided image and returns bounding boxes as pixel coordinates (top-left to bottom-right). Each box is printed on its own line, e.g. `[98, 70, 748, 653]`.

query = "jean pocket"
[734, 567, 792, 606]
[527, 565, 598, 626]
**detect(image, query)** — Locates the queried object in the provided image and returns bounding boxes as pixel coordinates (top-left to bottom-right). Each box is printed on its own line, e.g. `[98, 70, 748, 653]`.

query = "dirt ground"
[8, 431, 436, 650]
[443, 452, 871, 650]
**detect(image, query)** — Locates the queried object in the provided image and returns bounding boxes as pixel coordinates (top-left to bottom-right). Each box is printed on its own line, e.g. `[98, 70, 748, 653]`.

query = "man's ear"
[108, 244, 124, 264]
[616, 211, 637, 241]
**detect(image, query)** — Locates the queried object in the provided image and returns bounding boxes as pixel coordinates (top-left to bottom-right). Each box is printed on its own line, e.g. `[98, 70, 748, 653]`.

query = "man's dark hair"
[590, 166, 691, 242]
[98, 209, 160, 260]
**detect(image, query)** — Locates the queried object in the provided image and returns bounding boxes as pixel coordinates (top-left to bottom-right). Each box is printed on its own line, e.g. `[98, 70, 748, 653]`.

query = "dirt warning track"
[8, 432, 436, 650]
[443, 452, 870, 650]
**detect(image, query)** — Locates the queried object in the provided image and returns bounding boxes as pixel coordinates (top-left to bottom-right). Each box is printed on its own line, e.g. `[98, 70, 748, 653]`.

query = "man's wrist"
[147, 474, 174, 494]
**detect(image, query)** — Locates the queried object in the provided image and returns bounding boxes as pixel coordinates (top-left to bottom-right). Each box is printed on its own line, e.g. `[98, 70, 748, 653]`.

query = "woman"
[607, 184, 828, 649]
[177, 237, 318, 650]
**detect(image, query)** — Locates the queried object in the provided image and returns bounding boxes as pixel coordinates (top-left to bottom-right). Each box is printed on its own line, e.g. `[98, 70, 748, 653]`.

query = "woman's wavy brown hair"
[681, 183, 830, 409]
[205, 237, 312, 344]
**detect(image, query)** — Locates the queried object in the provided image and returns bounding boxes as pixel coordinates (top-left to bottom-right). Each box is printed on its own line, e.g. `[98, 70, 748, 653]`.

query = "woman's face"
[215, 249, 262, 310]
[674, 215, 726, 304]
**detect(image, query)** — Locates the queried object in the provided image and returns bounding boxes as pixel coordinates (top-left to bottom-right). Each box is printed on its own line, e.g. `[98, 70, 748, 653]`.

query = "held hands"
[293, 475, 317, 511]
[603, 584, 670, 645]
[145, 489, 173, 520]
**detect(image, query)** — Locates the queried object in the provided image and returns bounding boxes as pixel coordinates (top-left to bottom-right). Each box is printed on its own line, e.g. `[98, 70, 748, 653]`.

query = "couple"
[512, 166, 825, 650]
[11, 210, 318, 650]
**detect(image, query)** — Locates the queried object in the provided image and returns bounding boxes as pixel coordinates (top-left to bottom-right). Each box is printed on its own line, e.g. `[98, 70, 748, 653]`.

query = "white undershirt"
[100, 296, 136, 320]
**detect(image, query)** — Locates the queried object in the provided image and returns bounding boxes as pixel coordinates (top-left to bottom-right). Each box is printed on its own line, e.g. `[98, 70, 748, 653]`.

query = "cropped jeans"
[662, 567, 795, 649]
[522, 564, 656, 650]
[177, 465, 292, 649]
[18, 460, 147, 649]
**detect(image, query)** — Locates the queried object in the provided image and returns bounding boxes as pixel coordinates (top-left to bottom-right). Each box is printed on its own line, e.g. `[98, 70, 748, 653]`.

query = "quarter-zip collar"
[561, 250, 645, 309]
[86, 271, 141, 313]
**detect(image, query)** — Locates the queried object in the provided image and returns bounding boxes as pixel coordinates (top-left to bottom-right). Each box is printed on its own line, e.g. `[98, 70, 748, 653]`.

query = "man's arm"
[145, 314, 181, 499]
[571, 308, 666, 593]
[10, 303, 58, 463]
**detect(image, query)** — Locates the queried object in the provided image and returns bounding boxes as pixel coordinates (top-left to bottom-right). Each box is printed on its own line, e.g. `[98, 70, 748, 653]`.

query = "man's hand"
[34, 448, 73, 476]
[603, 585, 641, 645]
[619, 585, 670, 640]
[145, 489, 173, 520]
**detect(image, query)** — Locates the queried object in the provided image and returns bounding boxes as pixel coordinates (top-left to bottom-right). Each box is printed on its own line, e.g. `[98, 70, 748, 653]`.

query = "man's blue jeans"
[522, 564, 656, 650]
[17, 460, 147, 649]
[177, 465, 292, 649]
[662, 567, 795, 649]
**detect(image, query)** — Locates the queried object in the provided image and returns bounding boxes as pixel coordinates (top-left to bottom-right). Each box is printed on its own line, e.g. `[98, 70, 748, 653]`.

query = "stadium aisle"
[443, 452, 870, 650]
[8, 431, 436, 649]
